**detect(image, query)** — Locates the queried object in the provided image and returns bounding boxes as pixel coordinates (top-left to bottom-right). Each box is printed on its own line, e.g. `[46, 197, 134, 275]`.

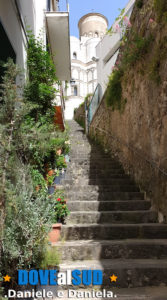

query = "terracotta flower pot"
[48, 223, 62, 243]
[35, 185, 40, 192]
[48, 169, 54, 176]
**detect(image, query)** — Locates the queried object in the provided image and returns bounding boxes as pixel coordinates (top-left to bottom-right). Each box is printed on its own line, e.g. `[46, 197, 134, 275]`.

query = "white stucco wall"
[0, 0, 27, 72]
[0, 0, 47, 76]
[96, 0, 136, 95]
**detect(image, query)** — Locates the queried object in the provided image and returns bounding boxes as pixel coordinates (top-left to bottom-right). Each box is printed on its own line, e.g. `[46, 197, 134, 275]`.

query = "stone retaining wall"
[89, 0, 167, 221]
[74, 103, 85, 129]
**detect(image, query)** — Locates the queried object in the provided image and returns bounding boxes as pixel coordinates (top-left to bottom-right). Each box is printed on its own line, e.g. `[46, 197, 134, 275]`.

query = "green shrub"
[106, 69, 124, 110]
[40, 246, 60, 268]
[2, 177, 55, 278]
[75, 118, 85, 129]
[122, 34, 153, 67]
[24, 31, 58, 119]
[0, 58, 70, 293]
[56, 155, 67, 169]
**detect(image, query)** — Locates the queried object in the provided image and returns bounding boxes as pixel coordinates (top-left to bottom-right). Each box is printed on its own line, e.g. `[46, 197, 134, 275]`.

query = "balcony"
[46, 0, 71, 81]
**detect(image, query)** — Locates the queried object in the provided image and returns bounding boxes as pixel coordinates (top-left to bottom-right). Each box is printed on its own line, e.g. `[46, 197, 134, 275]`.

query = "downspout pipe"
[14, 0, 28, 43]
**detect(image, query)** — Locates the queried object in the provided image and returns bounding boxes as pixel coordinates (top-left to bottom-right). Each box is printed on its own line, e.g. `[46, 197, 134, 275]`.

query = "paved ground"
[64, 98, 83, 120]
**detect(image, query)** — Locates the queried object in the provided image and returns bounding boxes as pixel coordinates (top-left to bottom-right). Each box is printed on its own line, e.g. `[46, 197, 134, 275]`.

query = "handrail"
[92, 126, 167, 177]
[87, 84, 102, 130]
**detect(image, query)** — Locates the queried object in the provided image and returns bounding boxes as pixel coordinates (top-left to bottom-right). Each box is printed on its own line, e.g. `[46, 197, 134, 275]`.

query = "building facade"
[0, 0, 71, 129]
[65, 13, 108, 120]
[96, 0, 136, 95]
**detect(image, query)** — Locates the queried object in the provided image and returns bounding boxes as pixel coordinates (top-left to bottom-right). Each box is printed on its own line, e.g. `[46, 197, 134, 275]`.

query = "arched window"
[73, 52, 77, 59]
[74, 86, 78, 96]
[95, 32, 99, 38]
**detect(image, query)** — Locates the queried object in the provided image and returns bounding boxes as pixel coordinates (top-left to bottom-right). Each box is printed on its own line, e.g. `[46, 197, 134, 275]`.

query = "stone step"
[67, 168, 126, 175]
[69, 152, 110, 157]
[70, 162, 124, 169]
[66, 191, 145, 201]
[66, 211, 157, 225]
[55, 239, 167, 260]
[67, 200, 151, 211]
[63, 178, 136, 186]
[69, 157, 120, 163]
[65, 174, 131, 182]
[59, 259, 167, 288]
[65, 185, 140, 192]
[78, 173, 130, 179]
[61, 224, 167, 240]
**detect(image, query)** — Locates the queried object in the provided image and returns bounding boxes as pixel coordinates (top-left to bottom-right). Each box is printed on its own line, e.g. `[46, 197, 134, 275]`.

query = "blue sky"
[60, 0, 128, 37]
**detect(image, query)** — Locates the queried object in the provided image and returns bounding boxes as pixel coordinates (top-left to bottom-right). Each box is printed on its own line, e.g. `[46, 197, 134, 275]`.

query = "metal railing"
[87, 84, 102, 131]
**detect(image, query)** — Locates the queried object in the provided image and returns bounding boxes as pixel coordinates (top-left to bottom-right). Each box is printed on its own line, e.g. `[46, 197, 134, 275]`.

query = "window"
[74, 86, 78, 96]
[95, 32, 98, 38]
[73, 52, 77, 59]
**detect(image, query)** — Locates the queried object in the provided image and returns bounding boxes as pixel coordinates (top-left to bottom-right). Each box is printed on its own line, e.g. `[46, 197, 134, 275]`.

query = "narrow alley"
[52, 120, 167, 299]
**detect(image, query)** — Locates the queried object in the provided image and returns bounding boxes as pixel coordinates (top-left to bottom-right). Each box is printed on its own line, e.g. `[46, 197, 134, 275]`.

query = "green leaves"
[106, 32, 153, 111]
[25, 31, 58, 119]
[106, 69, 124, 110]
[0, 41, 70, 294]
[27, 33, 57, 84]
[154, 0, 167, 23]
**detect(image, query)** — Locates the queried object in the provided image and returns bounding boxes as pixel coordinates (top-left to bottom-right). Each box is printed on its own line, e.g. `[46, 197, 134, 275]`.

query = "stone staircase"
[54, 120, 167, 298]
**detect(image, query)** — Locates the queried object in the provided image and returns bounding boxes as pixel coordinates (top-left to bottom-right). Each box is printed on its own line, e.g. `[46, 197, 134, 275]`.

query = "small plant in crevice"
[154, 0, 167, 23]
[106, 69, 124, 110]
[40, 246, 61, 268]
[105, 31, 154, 111]
[148, 38, 167, 84]
[122, 33, 153, 68]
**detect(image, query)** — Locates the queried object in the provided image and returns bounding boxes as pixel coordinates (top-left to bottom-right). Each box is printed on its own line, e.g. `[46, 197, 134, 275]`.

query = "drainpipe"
[14, 0, 28, 43]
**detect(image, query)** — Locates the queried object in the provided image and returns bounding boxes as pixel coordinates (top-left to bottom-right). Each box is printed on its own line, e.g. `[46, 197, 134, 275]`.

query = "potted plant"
[48, 223, 62, 243]
[54, 155, 67, 185]
[46, 172, 56, 194]
[54, 197, 69, 224]
[48, 194, 70, 243]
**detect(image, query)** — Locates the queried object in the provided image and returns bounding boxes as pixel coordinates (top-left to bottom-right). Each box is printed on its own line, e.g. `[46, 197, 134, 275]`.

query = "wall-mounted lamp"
[70, 78, 76, 85]
[92, 56, 99, 62]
